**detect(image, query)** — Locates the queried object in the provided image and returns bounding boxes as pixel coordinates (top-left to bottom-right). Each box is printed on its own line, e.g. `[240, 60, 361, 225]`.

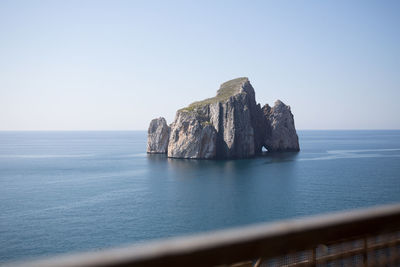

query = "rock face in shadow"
[146, 117, 170, 154]
[147, 77, 299, 159]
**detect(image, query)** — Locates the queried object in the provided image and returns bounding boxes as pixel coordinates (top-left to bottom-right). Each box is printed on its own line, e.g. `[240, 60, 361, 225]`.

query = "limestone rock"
[214, 79, 256, 158]
[146, 117, 170, 154]
[146, 77, 300, 159]
[167, 111, 217, 159]
[167, 78, 259, 159]
[263, 100, 300, 152]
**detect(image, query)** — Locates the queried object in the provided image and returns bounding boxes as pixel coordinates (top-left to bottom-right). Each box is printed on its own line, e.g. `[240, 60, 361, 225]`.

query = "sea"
[1, 130, 400, 263]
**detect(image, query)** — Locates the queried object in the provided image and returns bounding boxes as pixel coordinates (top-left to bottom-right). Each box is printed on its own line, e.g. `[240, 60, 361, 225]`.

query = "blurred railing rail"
[7, 203, 400, 267]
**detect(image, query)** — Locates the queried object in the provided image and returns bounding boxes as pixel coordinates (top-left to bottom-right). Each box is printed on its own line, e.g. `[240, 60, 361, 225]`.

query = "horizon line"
[1, 129, 400, 132]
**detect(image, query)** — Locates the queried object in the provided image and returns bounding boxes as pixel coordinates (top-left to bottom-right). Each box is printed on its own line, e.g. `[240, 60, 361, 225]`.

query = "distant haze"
[1, 1, 399, 130]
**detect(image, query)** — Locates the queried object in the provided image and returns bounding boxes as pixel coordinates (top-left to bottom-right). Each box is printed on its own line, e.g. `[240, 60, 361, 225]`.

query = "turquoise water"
[1, 130, 400, 263]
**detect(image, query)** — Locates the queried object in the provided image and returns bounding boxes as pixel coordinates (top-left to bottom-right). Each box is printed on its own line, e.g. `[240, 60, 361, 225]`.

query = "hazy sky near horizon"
[1, 0, 399, 130]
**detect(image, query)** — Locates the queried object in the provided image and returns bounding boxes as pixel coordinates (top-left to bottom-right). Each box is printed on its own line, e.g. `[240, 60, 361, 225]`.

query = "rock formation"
[168, 111, 217, 159]
[263, 100, 300, 152]
[147, 117, 170, 154]
[147, 77, 299, 159]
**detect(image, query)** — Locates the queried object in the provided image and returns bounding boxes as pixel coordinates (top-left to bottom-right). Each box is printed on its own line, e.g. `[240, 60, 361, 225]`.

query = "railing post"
[253, 257, 263, 267]
[311, 247, 316, 267]
[363, 236, 368, 267]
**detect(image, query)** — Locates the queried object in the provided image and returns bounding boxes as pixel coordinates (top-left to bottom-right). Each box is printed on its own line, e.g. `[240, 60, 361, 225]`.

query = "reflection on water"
[146, 150, 301, 185]
[147, 151, 300, 169]
[261, 152, 299, 164]
[146, 153, 168, 162]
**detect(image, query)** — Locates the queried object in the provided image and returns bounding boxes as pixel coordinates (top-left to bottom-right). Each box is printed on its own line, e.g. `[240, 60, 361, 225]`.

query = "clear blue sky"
[1, 0, 399, 130]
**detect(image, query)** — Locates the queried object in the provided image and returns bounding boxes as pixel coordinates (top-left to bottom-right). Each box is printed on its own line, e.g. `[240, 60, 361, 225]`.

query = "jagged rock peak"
[146, 117, 170, 154]
[263, 100, 300, 152]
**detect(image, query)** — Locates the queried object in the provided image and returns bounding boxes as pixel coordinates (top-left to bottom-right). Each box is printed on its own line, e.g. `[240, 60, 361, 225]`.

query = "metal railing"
[7, 203, 400, 267]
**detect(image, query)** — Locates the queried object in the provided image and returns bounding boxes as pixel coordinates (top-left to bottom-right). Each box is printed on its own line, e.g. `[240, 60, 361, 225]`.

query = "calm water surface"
[1, 130, 400, 263]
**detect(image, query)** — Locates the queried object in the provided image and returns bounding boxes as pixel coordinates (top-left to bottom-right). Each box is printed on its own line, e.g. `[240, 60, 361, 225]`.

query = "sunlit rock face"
[167, 111, 217, 159]
[147, 77, 299, 159]
[262, 100, 300, 152]
[146, 117, 170, 154]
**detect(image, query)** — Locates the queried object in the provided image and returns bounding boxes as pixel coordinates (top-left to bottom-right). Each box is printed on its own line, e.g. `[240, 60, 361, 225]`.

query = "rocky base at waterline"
[147, 77, 300, 159]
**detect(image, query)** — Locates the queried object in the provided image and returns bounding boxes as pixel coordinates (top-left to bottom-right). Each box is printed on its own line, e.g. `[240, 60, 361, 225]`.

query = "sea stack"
[147, 77, 299, 159]
[146, 117, 170, 154]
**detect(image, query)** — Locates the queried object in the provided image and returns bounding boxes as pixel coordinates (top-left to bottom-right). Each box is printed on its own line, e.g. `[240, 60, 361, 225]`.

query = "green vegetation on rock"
[180, 77, 248, 112]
